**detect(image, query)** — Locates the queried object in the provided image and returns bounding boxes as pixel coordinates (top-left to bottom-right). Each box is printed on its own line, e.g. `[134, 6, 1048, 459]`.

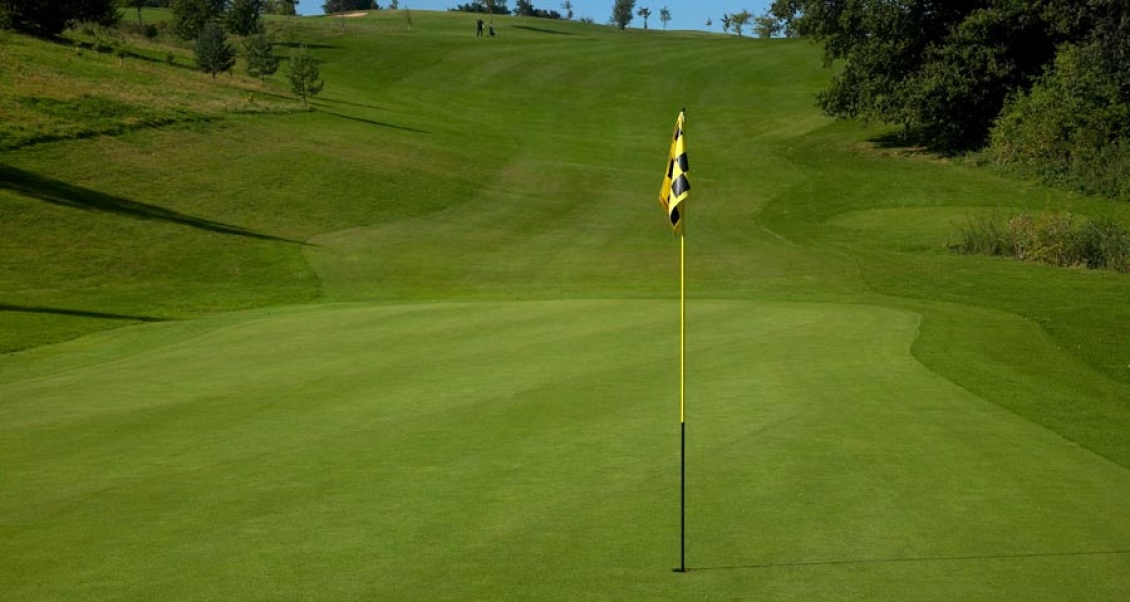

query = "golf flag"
[659, 110, 690, 233]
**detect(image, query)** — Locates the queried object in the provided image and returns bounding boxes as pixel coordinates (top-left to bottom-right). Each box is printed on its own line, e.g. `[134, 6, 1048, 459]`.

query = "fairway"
[3, 8, 1130, 600]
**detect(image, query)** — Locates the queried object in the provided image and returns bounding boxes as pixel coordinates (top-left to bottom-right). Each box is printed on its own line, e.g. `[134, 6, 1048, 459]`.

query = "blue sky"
[298, 1, 775, 32]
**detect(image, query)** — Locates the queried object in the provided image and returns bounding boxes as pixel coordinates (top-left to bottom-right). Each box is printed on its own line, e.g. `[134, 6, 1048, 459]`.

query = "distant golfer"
[476, 18, 484, 37]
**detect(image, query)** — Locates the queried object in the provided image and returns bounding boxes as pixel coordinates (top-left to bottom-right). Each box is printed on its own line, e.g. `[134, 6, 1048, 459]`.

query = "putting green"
[2, 299, 1128, 599]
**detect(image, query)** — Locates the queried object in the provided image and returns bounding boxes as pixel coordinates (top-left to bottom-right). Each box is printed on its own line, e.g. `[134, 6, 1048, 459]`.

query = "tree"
[753, 10, 779, 39]
[719, 13, 730, 34]
[172, 0, 225, 40]
[195, 21, 236, 78]
[611, 0, 634, 30]
[728, 10, 750, 37]
[72, 0, 120, 26]
[243, 32, 278, 82]
[1, 0, 117, 36]
[2, 0, 69, 35]
[658, 6, 669, 30]
[287, 42, 324, 107]
[774, 1, 1086, 149]
[705, 16, 712, 31]
[322, 0, 375, 13]
[226, 0, 264, 35]
[264, 0, 299, 15]
[636, 6, 650, 29]
[449, 0, 508, 18]
[561, 0, 572, 20]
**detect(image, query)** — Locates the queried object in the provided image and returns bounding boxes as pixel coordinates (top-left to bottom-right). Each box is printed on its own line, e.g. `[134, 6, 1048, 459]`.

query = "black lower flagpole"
[672, 414, 687, 575]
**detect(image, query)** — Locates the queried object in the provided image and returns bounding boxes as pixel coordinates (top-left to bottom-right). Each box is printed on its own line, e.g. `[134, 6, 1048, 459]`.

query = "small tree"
[720, 13, 730, 34]
[195, 21, 236, 79]
[705, 16, 712, 31]
[287, 43, 324, 107]
[659, 6, 669, 30]
[611, 0, 634, 30]
[244, 32, 278, 82]
[754, 11, 780, 39]
[561, 0, 572, 20]
[729, 10, 750, 37]
[636, 6, 650, 29]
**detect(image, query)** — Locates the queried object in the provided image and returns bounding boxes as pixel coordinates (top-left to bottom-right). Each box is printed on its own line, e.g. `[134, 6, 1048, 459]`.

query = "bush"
[989, 43, 1130, 201]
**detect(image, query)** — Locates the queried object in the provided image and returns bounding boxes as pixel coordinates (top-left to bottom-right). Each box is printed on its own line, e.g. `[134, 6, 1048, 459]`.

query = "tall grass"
[953, 211, 1130, 272]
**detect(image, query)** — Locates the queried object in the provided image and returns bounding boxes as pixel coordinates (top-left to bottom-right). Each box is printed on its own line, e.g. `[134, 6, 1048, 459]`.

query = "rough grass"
[953, 211, 1130, 272]
[0, 12, 297, 150]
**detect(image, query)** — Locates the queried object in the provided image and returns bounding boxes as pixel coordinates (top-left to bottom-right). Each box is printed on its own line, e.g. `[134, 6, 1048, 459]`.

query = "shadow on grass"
[691, 549, 1130, 572]
[276, 42, 339, 50]
[511, 24, 574, 35]
[0, 165, 308, 245]
[316, 97, 387, 111]
[0, 303, 169, 322]
[319, 111, 428, 134]
[867, 129, 972, 157]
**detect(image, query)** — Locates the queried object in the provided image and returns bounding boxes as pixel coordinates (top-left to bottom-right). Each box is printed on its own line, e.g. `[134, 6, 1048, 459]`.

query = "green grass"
[2, 9, 1130, 600]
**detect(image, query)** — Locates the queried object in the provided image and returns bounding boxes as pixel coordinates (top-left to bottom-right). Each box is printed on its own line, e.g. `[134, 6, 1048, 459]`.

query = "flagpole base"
[672, 568, 688, 573]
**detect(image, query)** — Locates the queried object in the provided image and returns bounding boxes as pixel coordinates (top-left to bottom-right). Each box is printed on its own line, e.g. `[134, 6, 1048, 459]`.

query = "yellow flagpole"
[680, 232, 686, 423]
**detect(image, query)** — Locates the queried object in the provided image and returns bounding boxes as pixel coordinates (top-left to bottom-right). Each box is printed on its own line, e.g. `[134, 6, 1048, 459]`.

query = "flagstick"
[675, 232, 687, 572]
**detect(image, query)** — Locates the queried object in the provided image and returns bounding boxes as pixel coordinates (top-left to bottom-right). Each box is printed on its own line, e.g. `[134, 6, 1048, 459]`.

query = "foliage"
[989, 5, 1130, 201]
[195, 20, 235, 79]
[243, 32, 278, 82]
[769, 0, 1090, 150]
[658, 6, 668, 30]
[953, 211, 1130, 272]
[449, 1, 508, 14]
[754, 10, 778, 39]
[727, 10, 749, 37]
[323, 0, 378, 13]
[1, 0, 117, 36]
[264, 0, 297, 15]
[560, 0, 571, 20]
[286, 42, 324, 107]
[226, 0, 264, 35]
[610, 0, 634, 30]
[71, 0, 121, 27]
[512, 0, 558, 18]
[172, 0, 225, 40]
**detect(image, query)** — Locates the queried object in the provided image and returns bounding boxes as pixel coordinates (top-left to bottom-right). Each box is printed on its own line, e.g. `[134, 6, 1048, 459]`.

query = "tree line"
[449, 1, 566, 20]
[765, 0, 1129, 200]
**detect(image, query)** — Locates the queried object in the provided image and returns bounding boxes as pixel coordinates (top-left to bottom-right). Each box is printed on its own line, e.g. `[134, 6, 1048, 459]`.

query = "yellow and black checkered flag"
[659, 109, 690, 233]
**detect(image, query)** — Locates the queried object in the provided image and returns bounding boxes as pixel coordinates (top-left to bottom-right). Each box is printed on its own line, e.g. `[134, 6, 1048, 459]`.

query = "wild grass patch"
[952, 211, 1130, 272]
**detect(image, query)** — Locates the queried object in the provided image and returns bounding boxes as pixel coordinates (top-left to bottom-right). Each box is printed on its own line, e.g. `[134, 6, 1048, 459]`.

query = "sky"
[298, 1, 775, 33]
